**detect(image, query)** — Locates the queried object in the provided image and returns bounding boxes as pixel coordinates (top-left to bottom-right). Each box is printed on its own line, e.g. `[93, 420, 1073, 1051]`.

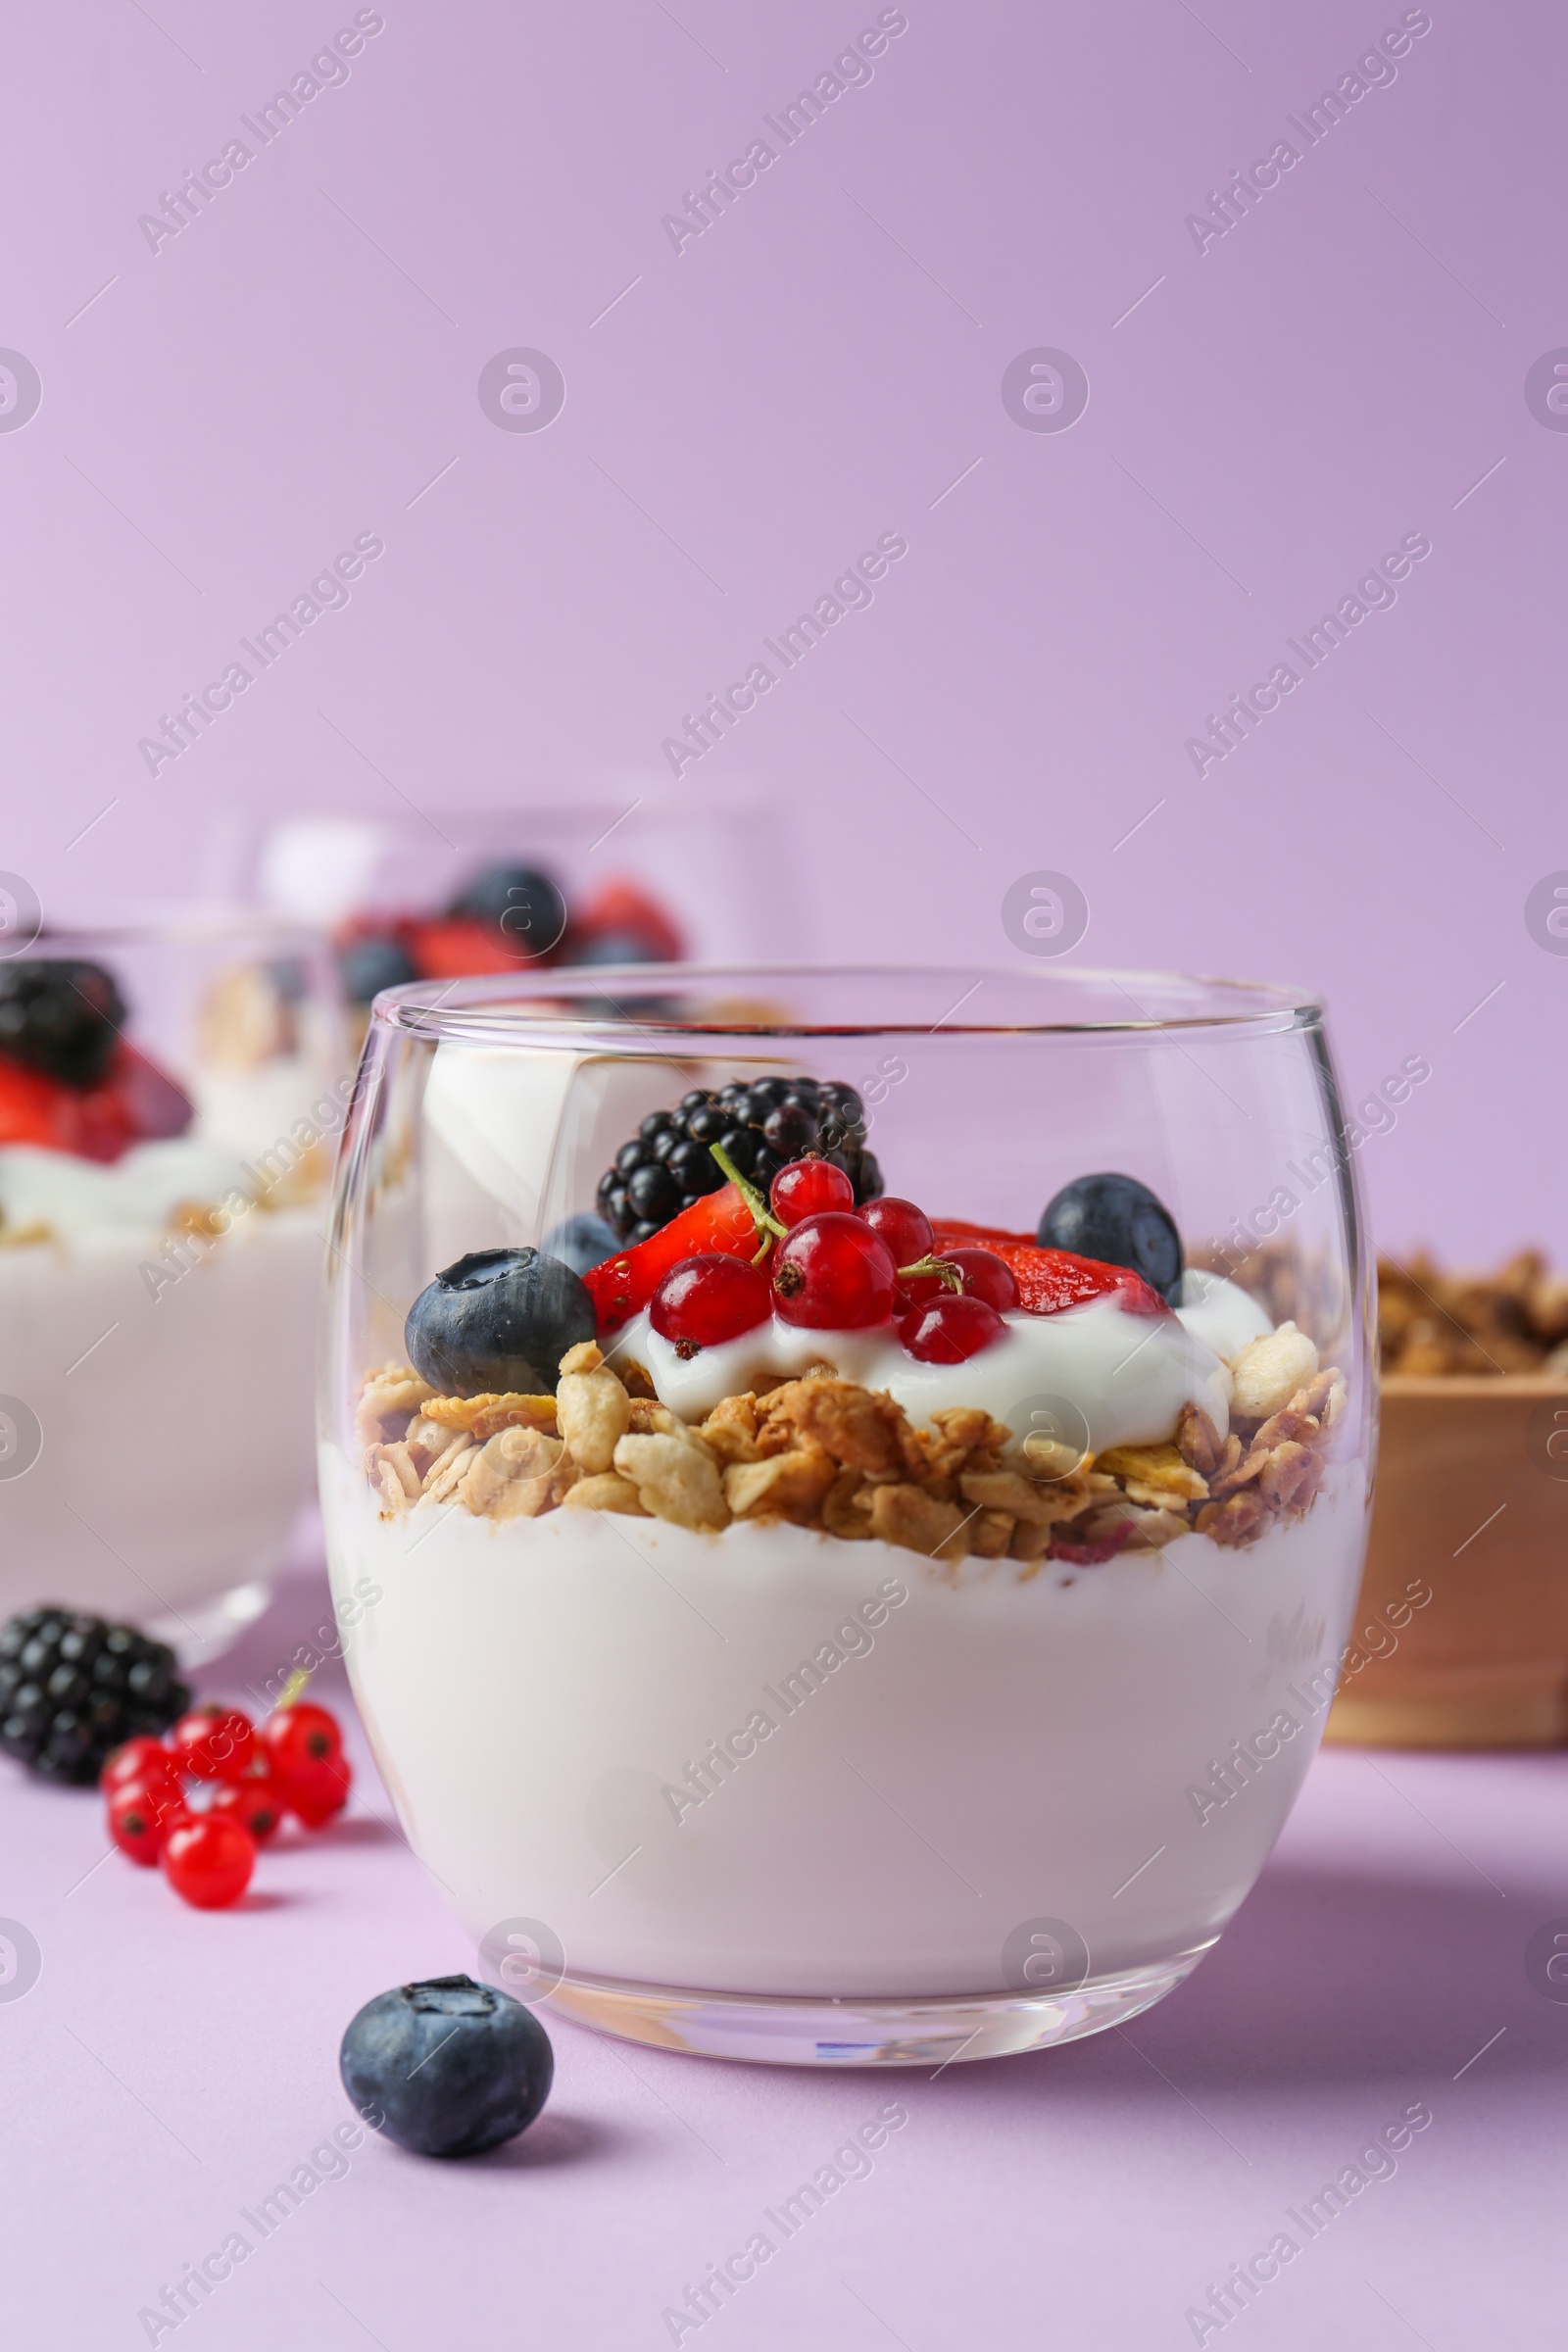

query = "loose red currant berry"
[172, 1704, 256, 1783]
[108, 1778, 188, 1867]
[770, 1157, 854, 1228]
[899, 1296, 1006, 1364]
[650, 1253, 772, 1351]
[162, 1815, 256, 1908]
[772, 1212, 897, 1329]
[944, 1248, 1020, 1313]
[100, 1736, 177, 1794]
[281, 1754, 353, 1829]
[210, 1777, 284, 1843]
[858, 1197, 933, 1268]
[260, 1700, 343, 1783]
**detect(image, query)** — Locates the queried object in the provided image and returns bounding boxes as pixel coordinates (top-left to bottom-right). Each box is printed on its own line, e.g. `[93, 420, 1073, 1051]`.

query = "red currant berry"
[944, 1249, 1020, 1313]
[108, 1778, 188, 1867]
[772, 1212, 897, 1329]
[899, 1296, 1006, 1364]
[770, 1157, 854, 1228]
[210, 1777, 284, 1843]
[260, 1701, 343, 1782]
[858, 1196, 932, 1268]
[650, 1253, 771, 1351]
[172, 1704, 256, 1783]
[162, 1815, 256, 1908]
[281, 1754, 353, 1829]
[100, 1736, 177, 1794]
[895, 1273, 941, 1312]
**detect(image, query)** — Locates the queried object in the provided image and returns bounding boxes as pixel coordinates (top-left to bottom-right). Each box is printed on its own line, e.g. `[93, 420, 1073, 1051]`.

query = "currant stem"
[273, 1666, 315, 1713]
[709, 1142, 787, 1244]
[897, 1254, 964, 1293]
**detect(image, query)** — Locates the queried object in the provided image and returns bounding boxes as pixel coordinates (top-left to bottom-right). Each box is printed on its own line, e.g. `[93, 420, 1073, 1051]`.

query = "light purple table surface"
[6, 1540, 1563, 2352]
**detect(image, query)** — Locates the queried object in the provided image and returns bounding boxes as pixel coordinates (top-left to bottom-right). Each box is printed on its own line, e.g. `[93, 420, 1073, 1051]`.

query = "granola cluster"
[356, 1320, 1347, 1568]
[1378, 1250, 1568, 1376]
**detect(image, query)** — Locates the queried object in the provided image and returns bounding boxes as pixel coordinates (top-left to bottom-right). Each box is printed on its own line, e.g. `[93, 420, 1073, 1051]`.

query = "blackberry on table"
[0, 961, 125, 1088]
[596, 1076, 883, 1246]
[0, 1608, 190, 1786]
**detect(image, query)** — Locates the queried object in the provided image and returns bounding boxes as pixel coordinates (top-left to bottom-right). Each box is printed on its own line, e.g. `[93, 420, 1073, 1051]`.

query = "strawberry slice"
[57, 1079, 138, 1163]
[572, 878, 685, 963]
[0, 1040, 192, 1163]
[930, 1220, 1168, 1317]
[106, 1042, 193, 1142]
[585, 1184, 760, 1334]
[0, 1055, 75, 1152]
[407, 915, 544, 978]
[0, 1053, 136, 1161]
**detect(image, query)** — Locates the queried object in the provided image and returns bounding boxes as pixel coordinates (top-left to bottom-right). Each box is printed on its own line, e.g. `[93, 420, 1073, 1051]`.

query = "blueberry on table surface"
[341, 1975, 554, 2159]
[405, 1247, 596, 1396]
[1037, 1172, 1184, 1305]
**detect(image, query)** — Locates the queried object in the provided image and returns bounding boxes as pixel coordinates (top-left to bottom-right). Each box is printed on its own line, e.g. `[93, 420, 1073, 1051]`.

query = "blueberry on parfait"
[1038, 1173, 1184, 1306]
[405, 1248, 597, 1396]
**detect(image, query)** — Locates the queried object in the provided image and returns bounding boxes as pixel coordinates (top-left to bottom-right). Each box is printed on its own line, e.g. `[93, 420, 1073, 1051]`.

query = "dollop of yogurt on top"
[1175, 1267, 1272, 1363]
[0, 1139, 259, 1241]
[615, 1280, 1255, 1455]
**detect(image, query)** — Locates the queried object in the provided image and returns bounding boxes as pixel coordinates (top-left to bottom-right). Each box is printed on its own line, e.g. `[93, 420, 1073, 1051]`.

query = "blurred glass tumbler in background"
[0, 909, 342, 1660]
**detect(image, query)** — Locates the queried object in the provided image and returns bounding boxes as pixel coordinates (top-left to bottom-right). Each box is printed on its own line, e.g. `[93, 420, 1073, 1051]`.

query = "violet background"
[3, 0, 1563, 1258]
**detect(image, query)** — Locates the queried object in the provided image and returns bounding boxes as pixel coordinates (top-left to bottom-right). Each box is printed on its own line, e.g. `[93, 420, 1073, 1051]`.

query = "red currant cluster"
[648, 1157, 1020, 1366]
[100, 1694, 352, 1909]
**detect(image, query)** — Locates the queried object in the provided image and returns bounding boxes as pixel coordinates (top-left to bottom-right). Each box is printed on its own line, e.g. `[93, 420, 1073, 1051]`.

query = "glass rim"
[9, 902, 328, 953]
[367, 962, 1324, 1043]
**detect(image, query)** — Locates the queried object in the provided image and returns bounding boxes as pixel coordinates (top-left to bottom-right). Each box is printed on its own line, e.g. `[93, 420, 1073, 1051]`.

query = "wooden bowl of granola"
[1325, 1253, 1568, 1748]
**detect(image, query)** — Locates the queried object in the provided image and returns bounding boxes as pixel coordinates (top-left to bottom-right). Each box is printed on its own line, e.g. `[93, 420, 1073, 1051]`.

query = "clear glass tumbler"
[0, 908, 343, 1658]
[322, 965, 1374, 2067]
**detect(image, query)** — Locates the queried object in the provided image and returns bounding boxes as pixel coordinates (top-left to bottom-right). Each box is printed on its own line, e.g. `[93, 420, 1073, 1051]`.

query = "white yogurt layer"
[615, 1282, 1250, 1453]
[0, 1203, 322, 1623]
[0, 1110, 331, 1629]
[325, 1448, 1367, 1999]
[0, 1138, 262, 1242]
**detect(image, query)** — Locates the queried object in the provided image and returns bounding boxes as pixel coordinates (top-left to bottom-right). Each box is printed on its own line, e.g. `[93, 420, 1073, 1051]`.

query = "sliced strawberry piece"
[56, 1081, 137, 1163]
[585, 1184, 760, 1334]
[104, 1041, 193, 1142]
[0, 1053, 136, 1162]
[931, 1219, 1046, 1250]
[0, 1038, 193, 1163]
[930, 1220, 1168, 1317]
[572, 878, 685, 963]
[409, 916, 551, 978]
[0, 1055, 73, 1152]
